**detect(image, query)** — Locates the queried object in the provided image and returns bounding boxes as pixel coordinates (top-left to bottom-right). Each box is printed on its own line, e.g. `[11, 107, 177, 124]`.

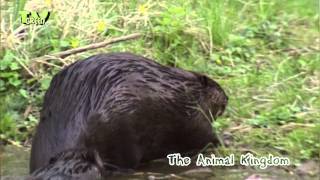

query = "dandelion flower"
[96, 20, 107, 33]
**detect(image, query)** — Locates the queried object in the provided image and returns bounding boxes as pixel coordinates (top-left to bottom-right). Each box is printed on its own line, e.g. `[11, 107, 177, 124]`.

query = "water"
[0, 146, 318, 180]
[0, 145, 30, 180]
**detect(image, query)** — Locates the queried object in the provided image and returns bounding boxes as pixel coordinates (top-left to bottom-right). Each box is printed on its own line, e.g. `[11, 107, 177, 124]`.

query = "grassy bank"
[1, 0, 319, 166]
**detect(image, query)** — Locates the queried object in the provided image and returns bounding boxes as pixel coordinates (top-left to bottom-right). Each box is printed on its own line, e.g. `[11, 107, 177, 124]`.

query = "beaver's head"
[196, 74, 228, 120]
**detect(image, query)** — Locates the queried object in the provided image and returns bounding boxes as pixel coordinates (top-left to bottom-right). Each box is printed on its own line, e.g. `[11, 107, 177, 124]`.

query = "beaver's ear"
[198, 75, 209, 87]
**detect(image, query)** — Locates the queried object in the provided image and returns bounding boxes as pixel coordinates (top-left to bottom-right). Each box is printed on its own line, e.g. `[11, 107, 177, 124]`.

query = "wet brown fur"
[30, 52, 228, 175]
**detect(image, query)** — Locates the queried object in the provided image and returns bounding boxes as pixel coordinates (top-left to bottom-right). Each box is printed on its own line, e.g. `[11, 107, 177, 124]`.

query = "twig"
[23, 105, 32, 119]
[35, 59, 63, 69]
[33, 33, 142, 62]
[227, 125, 252, 133]
[15, 57, 36, 77]
[0, 137, 23, 148]
[280, 122, 316, 131]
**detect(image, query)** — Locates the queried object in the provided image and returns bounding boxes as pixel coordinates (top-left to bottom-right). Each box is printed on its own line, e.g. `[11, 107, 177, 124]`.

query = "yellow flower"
[70, 38, 80, 48]
[138, 4, 147, 15]
[45, 0, 52, 6]
[216, 58, 222, 65]
[96, 21, 107, 33]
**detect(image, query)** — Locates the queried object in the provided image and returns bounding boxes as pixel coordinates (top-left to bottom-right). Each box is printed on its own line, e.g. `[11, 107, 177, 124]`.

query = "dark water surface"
[1, 146, 319, 180]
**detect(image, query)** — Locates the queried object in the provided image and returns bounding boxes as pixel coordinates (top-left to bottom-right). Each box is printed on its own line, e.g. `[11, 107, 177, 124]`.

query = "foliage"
[1, 0, 319, 163]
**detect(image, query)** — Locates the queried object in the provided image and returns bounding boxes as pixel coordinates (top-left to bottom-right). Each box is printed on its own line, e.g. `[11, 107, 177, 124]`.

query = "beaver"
[30, 52, 228, 176]
[27, 149, 103, 179]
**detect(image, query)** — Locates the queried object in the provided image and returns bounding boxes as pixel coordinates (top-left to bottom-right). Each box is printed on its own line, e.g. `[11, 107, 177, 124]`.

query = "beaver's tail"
[27, 148, 104, 180]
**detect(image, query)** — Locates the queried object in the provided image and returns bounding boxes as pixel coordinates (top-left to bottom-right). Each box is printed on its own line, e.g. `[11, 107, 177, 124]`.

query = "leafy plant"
[0, 51, 22, 91]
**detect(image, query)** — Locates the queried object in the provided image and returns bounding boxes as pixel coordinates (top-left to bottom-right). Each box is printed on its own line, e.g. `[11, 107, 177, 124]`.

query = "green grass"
[1, 0, 319, 164]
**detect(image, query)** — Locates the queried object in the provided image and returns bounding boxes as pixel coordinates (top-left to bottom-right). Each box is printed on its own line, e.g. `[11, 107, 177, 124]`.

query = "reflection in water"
[1, 146, 318, 180]
[1, 145, 30, 180]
